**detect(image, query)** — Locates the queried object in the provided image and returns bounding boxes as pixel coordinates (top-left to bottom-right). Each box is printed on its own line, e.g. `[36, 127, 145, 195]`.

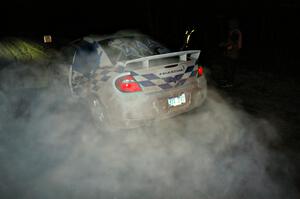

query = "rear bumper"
[104, 78, 207, 129]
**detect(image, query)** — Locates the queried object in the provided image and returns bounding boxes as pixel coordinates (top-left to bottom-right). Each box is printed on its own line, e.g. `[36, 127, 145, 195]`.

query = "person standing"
[220, 18, 242, 87]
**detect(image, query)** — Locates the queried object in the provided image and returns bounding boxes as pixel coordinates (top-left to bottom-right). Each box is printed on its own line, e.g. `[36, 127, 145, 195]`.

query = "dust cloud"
[0, 48, 297, 199]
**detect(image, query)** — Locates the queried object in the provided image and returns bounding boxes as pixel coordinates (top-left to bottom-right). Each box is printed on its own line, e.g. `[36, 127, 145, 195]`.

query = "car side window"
[72, 41, 100, 76]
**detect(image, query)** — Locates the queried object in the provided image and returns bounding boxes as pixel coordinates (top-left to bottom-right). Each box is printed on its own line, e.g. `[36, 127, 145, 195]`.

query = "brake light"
[115, 75, 142, 92]
[198, 66, 204, 76]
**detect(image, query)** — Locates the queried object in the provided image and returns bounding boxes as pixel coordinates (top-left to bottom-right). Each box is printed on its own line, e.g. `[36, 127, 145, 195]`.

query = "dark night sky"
[1, 0, 299, 73]
[2, 0, 298, 35]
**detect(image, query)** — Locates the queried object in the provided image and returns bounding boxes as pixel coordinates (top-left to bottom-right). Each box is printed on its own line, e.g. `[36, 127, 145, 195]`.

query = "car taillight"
[115, 75, 142, 93]
[197, 66, 204, 76]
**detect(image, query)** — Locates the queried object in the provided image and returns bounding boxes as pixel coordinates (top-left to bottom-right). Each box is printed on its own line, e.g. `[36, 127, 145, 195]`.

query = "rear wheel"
[87, 95, 111, 132]
[89, 96, 105, 122]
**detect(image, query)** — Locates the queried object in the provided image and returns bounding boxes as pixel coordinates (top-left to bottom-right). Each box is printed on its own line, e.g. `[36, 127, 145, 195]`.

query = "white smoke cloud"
[0, 39, 298, 199]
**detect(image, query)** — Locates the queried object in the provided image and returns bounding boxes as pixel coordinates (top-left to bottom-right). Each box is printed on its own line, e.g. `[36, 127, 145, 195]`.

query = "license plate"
[168, 93, 186, 107]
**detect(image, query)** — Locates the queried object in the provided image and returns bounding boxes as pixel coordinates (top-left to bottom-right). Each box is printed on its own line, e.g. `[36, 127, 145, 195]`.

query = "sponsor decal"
[159, 65, 185, 76]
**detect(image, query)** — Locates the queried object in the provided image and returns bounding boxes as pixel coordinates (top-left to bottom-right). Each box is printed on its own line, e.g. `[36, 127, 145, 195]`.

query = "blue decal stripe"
[130, 71, 139, 76]
[139, 80, 156, 87]
[159, 83, 172, 90]
[185, 65, 194, 73]
[142, 73, 160, 80]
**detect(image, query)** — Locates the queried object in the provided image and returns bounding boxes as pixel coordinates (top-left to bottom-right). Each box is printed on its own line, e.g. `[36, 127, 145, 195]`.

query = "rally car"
[66, 31, 207, 128]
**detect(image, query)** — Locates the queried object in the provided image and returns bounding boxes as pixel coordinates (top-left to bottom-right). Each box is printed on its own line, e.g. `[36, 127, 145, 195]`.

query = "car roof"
[82, 31, 148, 43]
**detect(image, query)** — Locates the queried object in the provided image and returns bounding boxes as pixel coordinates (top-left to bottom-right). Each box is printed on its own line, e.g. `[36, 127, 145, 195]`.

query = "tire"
[87, 95, 110, 132]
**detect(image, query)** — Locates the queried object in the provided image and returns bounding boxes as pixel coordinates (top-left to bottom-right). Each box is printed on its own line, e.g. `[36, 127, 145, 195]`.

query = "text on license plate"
[168, 93, 186, 107]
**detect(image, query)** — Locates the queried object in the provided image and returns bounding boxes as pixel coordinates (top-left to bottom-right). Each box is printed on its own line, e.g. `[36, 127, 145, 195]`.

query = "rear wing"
[117, 50, 200, 68]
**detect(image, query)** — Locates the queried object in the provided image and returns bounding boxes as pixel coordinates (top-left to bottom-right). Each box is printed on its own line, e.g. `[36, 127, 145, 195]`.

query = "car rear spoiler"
[117, 50, 200, 68]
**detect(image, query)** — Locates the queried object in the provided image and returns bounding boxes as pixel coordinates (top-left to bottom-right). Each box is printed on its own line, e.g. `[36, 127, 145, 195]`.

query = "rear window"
[99, 36, 170, 64]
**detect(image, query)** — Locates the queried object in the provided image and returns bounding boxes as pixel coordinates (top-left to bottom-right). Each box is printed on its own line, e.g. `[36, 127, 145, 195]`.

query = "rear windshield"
[99, 36, 170, 64]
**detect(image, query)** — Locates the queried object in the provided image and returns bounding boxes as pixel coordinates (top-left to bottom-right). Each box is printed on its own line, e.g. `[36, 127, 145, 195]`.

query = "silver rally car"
[67, 31, 207, 128]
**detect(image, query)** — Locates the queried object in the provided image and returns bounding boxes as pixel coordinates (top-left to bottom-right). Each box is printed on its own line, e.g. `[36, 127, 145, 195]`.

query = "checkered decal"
[71, 66, 126, 93]
[131, 65, 198, 91]
[71, 64, 198, 94]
